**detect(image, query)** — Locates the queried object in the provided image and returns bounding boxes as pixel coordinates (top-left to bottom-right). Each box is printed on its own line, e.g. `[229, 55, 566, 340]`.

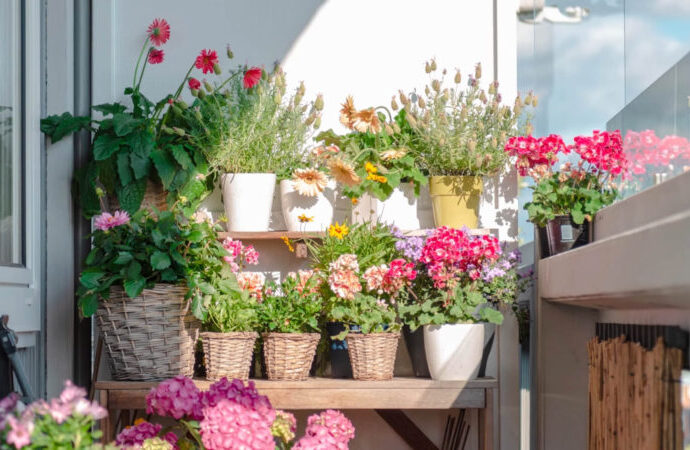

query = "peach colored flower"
[237, 272, 265, 301]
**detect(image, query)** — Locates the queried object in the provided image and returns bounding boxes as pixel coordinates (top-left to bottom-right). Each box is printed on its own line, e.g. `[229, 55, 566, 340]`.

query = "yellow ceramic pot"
[429, 176, 483, 228]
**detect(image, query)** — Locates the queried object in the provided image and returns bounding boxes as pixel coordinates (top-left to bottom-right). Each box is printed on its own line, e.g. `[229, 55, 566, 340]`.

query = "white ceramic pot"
[423, 323, 488, 380]
[280, 179, 337, 232]
[221, 173, 276, 231]
[372, 183, 421, 231]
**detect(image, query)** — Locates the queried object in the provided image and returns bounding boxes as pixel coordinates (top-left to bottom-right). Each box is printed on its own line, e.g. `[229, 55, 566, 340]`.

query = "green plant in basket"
[258, 272, 323, 333]
[330, 294, 400, 338]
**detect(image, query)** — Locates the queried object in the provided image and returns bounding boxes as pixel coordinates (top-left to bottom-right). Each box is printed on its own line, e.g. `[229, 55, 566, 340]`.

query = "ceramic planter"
[372, 183, 421, 230]
[537, 215, 592, 258]
[280, 179, 336, 232]
[429, 176, 483, 228]
[423, 323, 487, 380]
[221, 173, 276, 231]
[402, 325, 430, 378]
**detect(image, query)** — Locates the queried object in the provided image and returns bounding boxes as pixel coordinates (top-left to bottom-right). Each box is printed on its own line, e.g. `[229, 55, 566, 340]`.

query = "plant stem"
[132, 38, 150, 90]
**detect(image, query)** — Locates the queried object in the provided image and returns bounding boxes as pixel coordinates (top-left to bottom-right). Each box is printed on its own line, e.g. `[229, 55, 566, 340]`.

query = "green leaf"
[571, 208, 585, 225]
[79, 294, 99, 318]
[92, 134, 121, 160]
[113, 251, 133, 265]
[92, 103, 126, 115]
[116, 178, 147, 214]
[85, 248, 100, 265]
[187, 230, 203, 243]
[151, 251, 171, 270]
[128, 129, 155, 158]
[117, 152, 133, 186]
[191, 295, 208, 322]
[80, 269, 104, 289]
[41, 113, 91, 142]
[171, 145, 194, 170]
[160, 268, 177, 281]
[112, 113, 141, 136]
[127, 261, 142, 279]
[123, 277, 146, 298]
[479, 307, 504, 325]
[151, 149, 177, 189]
[130, 153, 151, 179]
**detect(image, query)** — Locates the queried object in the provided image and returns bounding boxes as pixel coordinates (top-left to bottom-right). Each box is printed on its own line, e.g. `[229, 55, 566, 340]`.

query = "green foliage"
[525, 172, 617, 227]
[405, 61, 529, 176]
[187, 67, 321, 174]
[258, 275, 322, 333]
[0, 408, 102, 449]
[76, 210, 229, 319]
[204, 275, 259, 333]
[330, 294, 400, 337]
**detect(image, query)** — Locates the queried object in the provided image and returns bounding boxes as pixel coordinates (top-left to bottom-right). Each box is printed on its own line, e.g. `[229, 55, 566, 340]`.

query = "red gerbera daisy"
[195, 49, 218, 74]
[147, 18, 170, 47]
[188, 78, 201, 91]
[243, 67, 262, 89]
[148, 48, 164, 64]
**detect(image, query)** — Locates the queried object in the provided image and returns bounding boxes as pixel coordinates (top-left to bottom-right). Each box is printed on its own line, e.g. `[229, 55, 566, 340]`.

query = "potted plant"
[404, 60, 528, 228]
[318, 99, 427, 230]
[504, 130, 626, 258]
[77, 208, 227, 381]
[258, 272, 323, 380]
[398, 227, 527, 380]
[41, 18, 214, 217]
[191, 66, 322, 231]
[201, 237, 261, 381]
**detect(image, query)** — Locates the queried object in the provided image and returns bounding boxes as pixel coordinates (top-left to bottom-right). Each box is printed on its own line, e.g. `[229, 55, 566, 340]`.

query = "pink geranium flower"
[93, 210, 130, 231]
[243, 67, 262, 89]
[195, 49, 219, 74]
[188, 77, 201, 91]
[148, 48, 165, 64]
[147, 18, 170, 47]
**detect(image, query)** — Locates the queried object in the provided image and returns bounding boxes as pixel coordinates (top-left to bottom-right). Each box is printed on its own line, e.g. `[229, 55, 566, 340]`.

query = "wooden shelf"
[95, 377, 495, 410]
[218, 228, 494, 241]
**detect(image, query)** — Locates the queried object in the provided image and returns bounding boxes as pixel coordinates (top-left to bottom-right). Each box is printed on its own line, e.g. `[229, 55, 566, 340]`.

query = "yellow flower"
[328, 222, 349, 240]
[351, 197, 359, 205]
[364, 161, 378, 174]
[281, 236, 295, 252]
[381, 148, 407, 161]
[366, 173, 388, 183]
[328, 158, 361, 187]
[298, 214, 314, 223]
[292, 168, 328, 197]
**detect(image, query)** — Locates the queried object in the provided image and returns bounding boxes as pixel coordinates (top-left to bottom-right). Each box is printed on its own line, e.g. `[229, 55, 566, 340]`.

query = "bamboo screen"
[588, 336, 683, 450]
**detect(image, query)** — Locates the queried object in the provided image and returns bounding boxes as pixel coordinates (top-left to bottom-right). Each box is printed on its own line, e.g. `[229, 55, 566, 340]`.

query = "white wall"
[92, 1, 520, 448]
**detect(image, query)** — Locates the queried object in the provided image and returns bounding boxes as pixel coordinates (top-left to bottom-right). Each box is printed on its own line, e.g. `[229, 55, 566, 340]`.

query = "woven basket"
[201, 332, 258, 381]
[346, 332, 400, 381]
[108, 180, 168, 212]
[96, 284, 199, 381]
[262, 332, 320, 381]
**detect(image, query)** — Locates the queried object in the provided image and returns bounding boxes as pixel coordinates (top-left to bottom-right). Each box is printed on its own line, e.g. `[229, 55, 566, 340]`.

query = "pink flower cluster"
[328, 254, 362, 300]
[624, 130, 690, 174]
[293, 410, 355, 449]
[504, 134, 568, 176]
[236, 272, 266, 301]
[287, 269, 321, 294]
[93, 210, 130, 231]
[146, 375, 203, 420]
[420, 227, 501, 289]
[571, 130, 628, 176]
[222, 237, 259, 272]
[115, 420, 177, 448]
[362, 258, 417, 299]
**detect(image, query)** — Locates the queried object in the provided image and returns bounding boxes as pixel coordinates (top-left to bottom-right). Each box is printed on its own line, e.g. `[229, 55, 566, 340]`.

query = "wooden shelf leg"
[375, 409, 439, 450]
[478, 388, 494, 450]
[99, 389, 114, 443]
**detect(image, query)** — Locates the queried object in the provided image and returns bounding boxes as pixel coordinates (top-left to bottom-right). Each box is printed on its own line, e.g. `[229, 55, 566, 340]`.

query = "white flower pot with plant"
[423, 323, 489, 380]
[188, 65, 323, 231]
[401, 60, 531, 229]
[317, 97, 427, 230]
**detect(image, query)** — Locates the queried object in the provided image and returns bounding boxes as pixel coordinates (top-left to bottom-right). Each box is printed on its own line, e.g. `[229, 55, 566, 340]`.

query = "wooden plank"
[478, 388, 494, 450]
[375, 410, 438, 450]
[218, 229, 493, 241]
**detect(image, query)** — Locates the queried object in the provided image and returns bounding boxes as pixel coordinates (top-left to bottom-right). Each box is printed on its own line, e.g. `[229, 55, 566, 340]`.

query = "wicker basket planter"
[201, 332, 258, 381]
[346, 332, 400, 381]
[108, 180, 168, 212]
[95, 284, 199, 381]
[262, 332, 320, 381]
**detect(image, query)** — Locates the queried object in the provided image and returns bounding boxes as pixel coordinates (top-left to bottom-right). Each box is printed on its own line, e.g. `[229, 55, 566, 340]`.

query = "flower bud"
[526, 123, 534, 135]
[385, 123, 394, 135]
[314, 116, 321, 129]
[399, 90, 409, 105]
[425, 62, 432, 73]
[431, 79, 441, 92]
[406, 113, 417, 127]
[532, 95, 539, 107]
[391, 96, 399, 111]
[223, 89, 231, 98]
[474, 63, 482, 79]
[468, 139, 477, 152]
[173, 127, 186, 136]
[305, 114, 316, 126]
[226, 45, 234, 59]
[297, 81, 306, 97]
[190, 89, 199, 97]
[424, 86, 431, 96]
[479, 90, 488, 104]
[195, 109, 203, 121]
[176, 100, 189, 109]
[213, 64, 222, 75]
[430, 59, 437, 71]
[95, 187, 105, 198]
[454, 70, 461, 84]
[468, 76, 477, 87]
[418, 97, 426, 108]
[203, 80, 213, 92]
[524, 92, 533, 106]
[274, 93, 282, 105]
[314, 94, 324, 111]
[197, 89, 206, 99]
[488, 81, 497, 95]
[392, 123, 401, 134]
[172, 105, 183, 116]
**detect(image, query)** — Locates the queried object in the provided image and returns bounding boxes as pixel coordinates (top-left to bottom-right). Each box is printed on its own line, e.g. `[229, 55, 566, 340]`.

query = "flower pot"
[537, 215, 592, 258]
[372, 183, 421, 230]
[108, 180, 168, 213]
[201, 331, 258, 381]
[402, 325, 430, 378]
[423, 323, 489, 380]
[95, 284, 199, 381]
[346, 332, 400, 381]
[262, 332, 320, 381]
[326, 322, 353, 378]
[280, 179, 337, 232]
[429, 176, 483, 228]
[221, 173, 276, 231]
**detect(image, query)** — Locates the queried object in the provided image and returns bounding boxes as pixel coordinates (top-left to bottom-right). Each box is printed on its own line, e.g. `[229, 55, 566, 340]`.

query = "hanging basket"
[262, 332, 320, 381]
[201, 332, 258, 381]
[96, 284, 199, 381]
[346, 332, 400, 381]
[107, 180, 168, 213]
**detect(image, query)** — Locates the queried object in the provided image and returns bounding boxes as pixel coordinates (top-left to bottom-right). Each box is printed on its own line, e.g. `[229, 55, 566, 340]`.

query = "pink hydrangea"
[200, 399, 275, 450]
[201, 378, 275, 423]
[293, 410, 355, 449]
[236, 272, 265, 301]
[93, 210, 130, 231]
[146, 375, 203, 420]
[115, 421, 162, 447]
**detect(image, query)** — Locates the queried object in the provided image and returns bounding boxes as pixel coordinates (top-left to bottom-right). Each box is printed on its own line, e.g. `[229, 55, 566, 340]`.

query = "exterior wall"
[44, 0, 76, 398]
[91, 1, 520, 448]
